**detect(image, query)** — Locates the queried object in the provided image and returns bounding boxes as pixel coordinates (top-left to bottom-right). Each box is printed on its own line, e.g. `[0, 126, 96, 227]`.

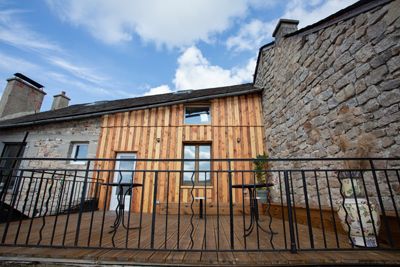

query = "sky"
[0, 0, 358, 111]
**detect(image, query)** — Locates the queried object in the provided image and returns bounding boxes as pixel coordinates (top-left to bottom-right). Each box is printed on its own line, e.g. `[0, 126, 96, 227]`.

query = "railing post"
[284, 171, 297, 253]
[74, 160, 91, 246]
[228, 160, 234, 249]
[301, 170, 314, 248]
[150, 171, 159, 249]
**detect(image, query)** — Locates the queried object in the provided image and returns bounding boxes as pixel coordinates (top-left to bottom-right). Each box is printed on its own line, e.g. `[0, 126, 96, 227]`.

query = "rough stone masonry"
[255, 1, 400, 207]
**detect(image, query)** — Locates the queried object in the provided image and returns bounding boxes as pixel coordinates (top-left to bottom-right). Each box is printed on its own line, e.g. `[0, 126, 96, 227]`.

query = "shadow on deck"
[0, 212, 399, 266]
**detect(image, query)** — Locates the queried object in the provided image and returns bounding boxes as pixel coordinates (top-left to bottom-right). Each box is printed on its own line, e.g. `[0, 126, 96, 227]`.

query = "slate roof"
[0, 83, 260, 129]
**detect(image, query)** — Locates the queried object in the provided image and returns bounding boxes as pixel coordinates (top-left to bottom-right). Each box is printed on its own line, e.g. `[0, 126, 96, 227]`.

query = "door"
[109, 153, 136, 211]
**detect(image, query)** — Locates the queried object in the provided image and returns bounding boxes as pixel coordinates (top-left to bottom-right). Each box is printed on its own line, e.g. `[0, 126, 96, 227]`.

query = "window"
[0, 143, 26, 191]
[184, 106, 210, 124]
[182, 144, 211, 186]
[69, 142, 89, 164]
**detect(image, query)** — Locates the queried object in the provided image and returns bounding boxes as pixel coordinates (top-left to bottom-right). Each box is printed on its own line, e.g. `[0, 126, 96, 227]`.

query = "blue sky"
[0, 0, 357, 111]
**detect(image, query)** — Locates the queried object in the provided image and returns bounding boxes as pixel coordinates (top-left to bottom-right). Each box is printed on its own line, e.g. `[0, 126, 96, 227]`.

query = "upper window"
[182, 144, 211, 186]
[69, 142, 89, 164]
[184, 106, 211, 124]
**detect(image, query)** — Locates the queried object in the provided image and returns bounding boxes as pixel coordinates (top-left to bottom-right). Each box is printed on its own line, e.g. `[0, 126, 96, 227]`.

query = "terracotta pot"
[337, 198, 381, 247]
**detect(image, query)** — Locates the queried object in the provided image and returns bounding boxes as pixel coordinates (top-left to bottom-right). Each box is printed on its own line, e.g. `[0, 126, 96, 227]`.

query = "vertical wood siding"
[96, 93, 265, 213]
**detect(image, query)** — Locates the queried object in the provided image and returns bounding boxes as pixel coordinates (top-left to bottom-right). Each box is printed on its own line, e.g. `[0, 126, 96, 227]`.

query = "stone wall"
[0, 117, 101, 216]
[0, 117, 101, 164]
[255, 1, 400, 208]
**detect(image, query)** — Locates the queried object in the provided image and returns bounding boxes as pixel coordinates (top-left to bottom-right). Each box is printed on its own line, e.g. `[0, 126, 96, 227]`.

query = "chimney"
[272, 19, 299, 41]
[51, 91, 70, 110]
[0, 73, 46, 120]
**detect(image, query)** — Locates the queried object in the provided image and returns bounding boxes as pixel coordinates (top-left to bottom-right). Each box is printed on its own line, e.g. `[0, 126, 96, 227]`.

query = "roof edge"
[0, 87, 262, 129]
[253, 0, 392, 85]
[286, 0, 392, 38]
[253, 41, 275, 84]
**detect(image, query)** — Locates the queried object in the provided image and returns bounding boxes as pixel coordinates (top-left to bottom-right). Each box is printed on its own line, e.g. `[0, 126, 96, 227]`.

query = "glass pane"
[199, 145, 211, 160]
[183, 162, 195, 183]
[198, 145, 211, 184]
[183, 146, 196, 184]
[185, 107, 210, 124]
[114, 154, 135, 196]
[76, 144, 88, 159]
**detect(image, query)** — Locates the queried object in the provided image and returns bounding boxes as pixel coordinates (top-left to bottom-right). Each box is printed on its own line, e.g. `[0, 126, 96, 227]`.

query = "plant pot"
[337, 198, 381, 247]
[338, 171, 363, 197]
[340, 178, 363, 197]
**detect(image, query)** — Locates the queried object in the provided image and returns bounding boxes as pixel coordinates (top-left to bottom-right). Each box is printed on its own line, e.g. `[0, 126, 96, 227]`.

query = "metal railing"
[0, 157, 399, 252]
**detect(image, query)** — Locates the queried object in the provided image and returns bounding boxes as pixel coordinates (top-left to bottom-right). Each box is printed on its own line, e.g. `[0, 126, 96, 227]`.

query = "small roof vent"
[84, 100, 109, 106]
[173, 89, 193, 95]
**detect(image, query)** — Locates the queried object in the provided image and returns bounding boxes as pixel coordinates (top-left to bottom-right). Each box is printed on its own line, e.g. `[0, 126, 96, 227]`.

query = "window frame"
[0, 142, 26, 192]
[184, 105, 211, 125]
[69, 142, 89, 165]
[181, 143, 212, 186]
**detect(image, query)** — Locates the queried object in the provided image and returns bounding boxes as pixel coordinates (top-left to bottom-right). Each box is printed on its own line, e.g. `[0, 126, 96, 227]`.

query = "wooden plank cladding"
[96, 93, 265, 213]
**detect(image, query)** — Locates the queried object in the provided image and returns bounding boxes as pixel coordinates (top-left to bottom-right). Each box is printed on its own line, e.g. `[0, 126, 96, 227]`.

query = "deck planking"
[0, 211, 399, 265]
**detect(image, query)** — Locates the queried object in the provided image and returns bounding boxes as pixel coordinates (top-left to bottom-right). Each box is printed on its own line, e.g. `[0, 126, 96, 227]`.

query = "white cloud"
[0, 7, 136, 100]
[143, 84, 172, 96]
[285, 0, 358, 29]
[46, 0, 249, 47]
[226, 19, 276, 52]
[0, 9, 61, 52]
[226, 0, 358, 51]
[146, 46, 255, 95]
[173, 46, 256, 90]
[46, 72, 107, 95]
[46, 57, 108, 85]
[0, 52, 40, 73]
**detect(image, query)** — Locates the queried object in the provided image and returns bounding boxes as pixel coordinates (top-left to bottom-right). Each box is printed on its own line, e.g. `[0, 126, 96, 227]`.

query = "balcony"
[0, 157, 399, 265]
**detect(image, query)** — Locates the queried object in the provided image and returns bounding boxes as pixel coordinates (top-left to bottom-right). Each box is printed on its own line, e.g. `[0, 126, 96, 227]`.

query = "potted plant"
[253, 153, 272, 204]
[335, 134, 381, 247]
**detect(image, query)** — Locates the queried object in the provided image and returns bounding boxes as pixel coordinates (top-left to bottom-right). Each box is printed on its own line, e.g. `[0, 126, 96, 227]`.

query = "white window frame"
[69, 142, 89, 165]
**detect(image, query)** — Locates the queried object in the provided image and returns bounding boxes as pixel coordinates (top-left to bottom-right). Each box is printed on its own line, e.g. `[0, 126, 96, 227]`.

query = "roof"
[0, 83, 260, 129]
[253, 0, 392, 84]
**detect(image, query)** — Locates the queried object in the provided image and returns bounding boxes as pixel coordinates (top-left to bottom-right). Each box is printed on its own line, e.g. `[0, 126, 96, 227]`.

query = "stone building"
[0, 74, 102, 215]
[255, 0, 399, 159]
[254, 0, 400, 207]
[0, 73, 264, 215]
[0, 0, 399, 215]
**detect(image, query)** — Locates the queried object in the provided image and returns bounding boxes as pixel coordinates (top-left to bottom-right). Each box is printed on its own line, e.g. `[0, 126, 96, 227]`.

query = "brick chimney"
[51, 91, 70, 110]
[272, 19, 299, 41]
[0, 73, 46, 120]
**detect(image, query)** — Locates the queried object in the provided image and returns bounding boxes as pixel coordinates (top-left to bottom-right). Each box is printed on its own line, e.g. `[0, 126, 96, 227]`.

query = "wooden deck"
[0, 212, 399, 265]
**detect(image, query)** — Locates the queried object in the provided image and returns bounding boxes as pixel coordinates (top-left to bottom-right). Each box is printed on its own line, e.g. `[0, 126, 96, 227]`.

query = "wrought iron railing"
[0, 157, 399, 252]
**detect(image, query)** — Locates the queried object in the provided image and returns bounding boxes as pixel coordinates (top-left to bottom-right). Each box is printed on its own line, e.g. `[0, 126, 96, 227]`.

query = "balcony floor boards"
[0, 212, 399, 265]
